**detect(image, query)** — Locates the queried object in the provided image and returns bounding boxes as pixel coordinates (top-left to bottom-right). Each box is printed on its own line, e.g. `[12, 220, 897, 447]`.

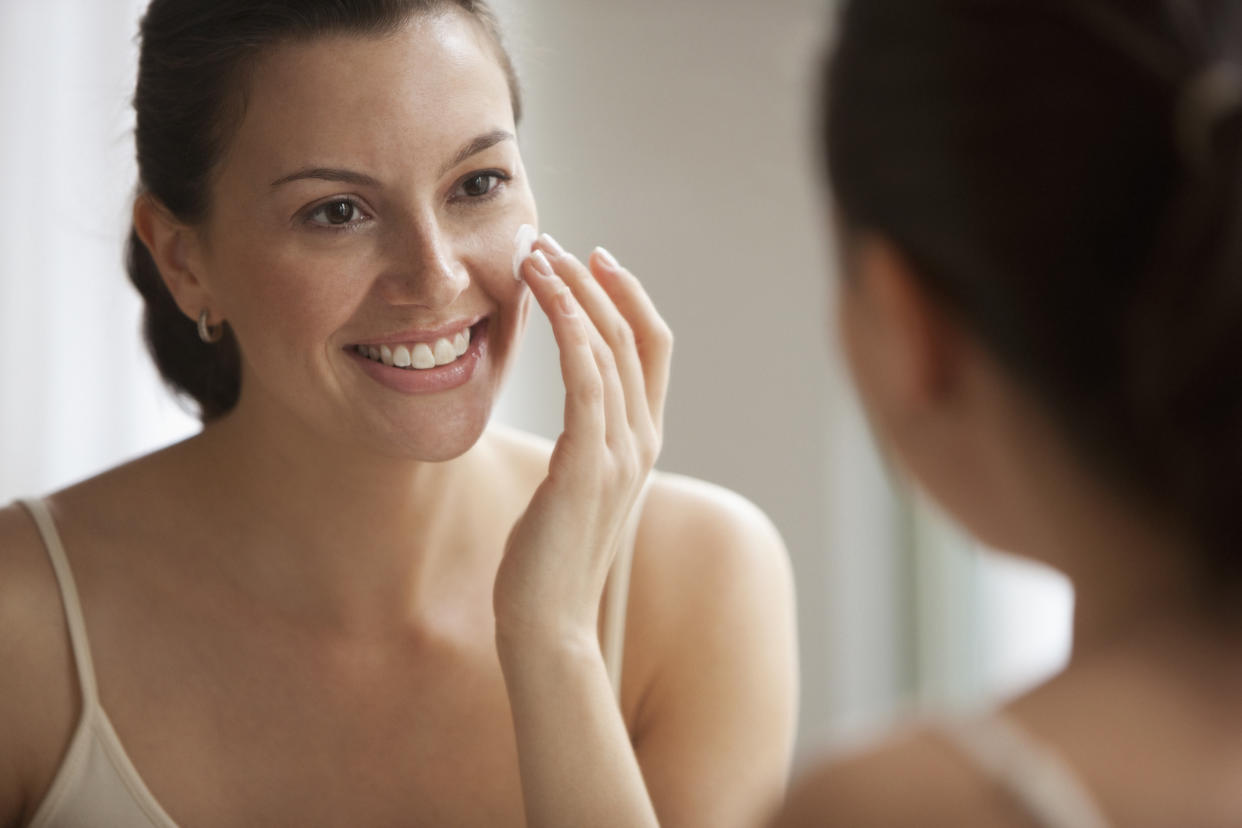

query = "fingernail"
[512, 223, 538, 281]
[530, 249, 555, 278]
[540, 232, 566, 258]
[594, 246, 620, 270]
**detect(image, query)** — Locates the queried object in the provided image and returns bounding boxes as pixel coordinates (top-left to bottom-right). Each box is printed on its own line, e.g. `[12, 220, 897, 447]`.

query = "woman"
[779, 0, 1242, 825]
[0, 2, 797, 826]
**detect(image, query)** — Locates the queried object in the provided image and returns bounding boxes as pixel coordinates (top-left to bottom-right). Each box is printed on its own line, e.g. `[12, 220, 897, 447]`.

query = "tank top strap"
[19, 497, 101, 707]
[941, 711, 1111, 828]
[601, 474, 654, 701]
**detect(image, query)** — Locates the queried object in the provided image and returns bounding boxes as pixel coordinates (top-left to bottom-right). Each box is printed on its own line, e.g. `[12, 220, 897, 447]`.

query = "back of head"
[127, 0, 520, 422]
[823, 0, 1242, 595]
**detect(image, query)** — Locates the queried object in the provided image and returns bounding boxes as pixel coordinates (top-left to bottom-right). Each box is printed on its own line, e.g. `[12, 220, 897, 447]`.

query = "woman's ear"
[132, 194, 214, 323]
[844, 234, 963, 416]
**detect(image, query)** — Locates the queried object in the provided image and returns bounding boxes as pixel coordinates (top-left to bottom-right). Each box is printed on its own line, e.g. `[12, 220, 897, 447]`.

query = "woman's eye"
[308, 199, 365, 227]
[457, 173, 505, 199]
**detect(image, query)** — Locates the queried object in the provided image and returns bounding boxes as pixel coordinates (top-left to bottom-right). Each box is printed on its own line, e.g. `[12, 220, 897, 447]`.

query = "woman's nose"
[377, 221, 470, 310]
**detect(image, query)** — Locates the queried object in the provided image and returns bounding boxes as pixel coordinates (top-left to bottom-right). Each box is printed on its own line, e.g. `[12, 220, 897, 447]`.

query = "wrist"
[495, 620, 602, 675]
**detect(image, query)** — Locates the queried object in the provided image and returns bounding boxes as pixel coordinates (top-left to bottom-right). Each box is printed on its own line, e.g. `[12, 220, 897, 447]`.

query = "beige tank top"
[18, 488, 648, 828]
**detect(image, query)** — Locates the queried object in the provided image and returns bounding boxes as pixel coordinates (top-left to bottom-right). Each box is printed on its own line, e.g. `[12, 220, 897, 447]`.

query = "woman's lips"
[350, 315, 484, 349]
[347, 319, 489, 394]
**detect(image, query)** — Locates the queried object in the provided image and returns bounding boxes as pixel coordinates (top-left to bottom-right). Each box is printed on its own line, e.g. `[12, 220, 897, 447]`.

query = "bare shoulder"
[0, 502, 79, 826]
[640, 471, 788, 555]
[627, 473, 799, 827]
[775, 727, 1028, 828]
[633, 471, 793, 630]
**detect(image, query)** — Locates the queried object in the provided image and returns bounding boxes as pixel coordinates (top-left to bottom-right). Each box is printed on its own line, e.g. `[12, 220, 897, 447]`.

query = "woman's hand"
[494, 233, 673, 652]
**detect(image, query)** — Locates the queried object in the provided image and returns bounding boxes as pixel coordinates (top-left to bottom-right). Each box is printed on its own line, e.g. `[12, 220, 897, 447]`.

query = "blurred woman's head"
[129, 0, 536, 462]
[823, 0, 1242, 594]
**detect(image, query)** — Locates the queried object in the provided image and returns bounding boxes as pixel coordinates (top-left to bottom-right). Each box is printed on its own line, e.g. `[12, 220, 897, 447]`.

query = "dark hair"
[824, 0, 1242, 589]
[127, 0, 522, 422]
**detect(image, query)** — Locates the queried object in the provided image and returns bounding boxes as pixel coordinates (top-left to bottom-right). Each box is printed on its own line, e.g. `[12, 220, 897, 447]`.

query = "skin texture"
[0, 10, 797, 828]
[773, 235, 1242, 828]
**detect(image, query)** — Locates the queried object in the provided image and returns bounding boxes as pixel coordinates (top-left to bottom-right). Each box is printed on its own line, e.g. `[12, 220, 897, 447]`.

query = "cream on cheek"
[458, 205, 538, 312]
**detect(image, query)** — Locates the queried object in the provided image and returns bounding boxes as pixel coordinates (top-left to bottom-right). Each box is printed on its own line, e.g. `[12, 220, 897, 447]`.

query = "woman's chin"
[369, 406, 494, 464]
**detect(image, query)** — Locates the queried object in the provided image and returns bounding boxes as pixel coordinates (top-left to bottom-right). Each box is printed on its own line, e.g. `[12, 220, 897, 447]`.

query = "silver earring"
[197, 309, 223, 344]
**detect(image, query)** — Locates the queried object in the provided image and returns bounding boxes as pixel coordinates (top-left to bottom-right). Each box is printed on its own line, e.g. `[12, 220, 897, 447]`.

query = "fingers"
[534, 235, 650, 442]
[586, 247, 673, 437]
[521, 251, 604, 454]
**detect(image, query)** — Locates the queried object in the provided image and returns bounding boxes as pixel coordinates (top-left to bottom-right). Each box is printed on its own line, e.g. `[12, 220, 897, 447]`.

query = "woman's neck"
[177, 398, 515, 634]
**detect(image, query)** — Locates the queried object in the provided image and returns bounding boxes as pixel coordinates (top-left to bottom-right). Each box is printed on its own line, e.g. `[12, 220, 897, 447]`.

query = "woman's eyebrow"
[438, 128, 514, 177]
[270, 168, 380, 188]
[268, 129, 514, 190]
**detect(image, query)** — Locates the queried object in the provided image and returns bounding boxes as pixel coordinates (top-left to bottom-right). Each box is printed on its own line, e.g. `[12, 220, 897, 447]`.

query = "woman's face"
[194, 10, 536, 461]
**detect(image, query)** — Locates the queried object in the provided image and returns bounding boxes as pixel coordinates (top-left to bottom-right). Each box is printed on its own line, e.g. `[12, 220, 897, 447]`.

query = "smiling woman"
[0, 2, 797, 827]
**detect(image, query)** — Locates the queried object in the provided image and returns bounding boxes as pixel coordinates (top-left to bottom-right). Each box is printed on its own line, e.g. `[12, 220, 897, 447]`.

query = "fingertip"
[593, 246, 621, 271]
[527, 249, 555, 279]
[539, 232, 567, 259]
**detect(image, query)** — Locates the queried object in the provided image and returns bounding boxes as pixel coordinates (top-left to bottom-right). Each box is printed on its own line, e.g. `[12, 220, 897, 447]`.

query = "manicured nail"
[540, 232, 566, 257]
[594, 246, 620, 270]
[530, 249, 555, 278]
[512, 223, 538, 281]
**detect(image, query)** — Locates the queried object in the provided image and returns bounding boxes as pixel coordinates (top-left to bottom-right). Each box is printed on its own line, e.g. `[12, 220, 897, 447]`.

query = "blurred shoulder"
[776, 726, 1029, 828]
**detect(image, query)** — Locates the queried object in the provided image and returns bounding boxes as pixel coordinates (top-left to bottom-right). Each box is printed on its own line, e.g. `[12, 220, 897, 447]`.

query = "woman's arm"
[494, 238, 670, 827]
[494, 238, 797, 827]
[500, 476, 799, 828]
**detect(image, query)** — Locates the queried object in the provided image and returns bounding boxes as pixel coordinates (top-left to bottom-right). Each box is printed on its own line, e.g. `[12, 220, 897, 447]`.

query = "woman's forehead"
[224, 12, 514, 183]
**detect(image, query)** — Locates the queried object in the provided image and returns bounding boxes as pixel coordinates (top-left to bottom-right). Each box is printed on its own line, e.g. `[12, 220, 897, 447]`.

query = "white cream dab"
[512, 223, 538, 281]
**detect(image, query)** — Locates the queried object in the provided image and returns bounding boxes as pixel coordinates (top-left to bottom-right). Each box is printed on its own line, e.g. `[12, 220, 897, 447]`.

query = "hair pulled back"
[128, 0, 521, 422]
[824, 0, 1242, 591]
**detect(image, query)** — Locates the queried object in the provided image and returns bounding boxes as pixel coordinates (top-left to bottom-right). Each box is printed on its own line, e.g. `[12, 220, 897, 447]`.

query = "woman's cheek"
[458, 218, 536, 299]
[233, 249, 367, 352]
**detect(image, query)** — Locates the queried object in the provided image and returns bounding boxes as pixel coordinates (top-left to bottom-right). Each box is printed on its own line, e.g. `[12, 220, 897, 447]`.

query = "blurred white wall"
[0, 0, 1072, 767]
[0, 0, 199, 504]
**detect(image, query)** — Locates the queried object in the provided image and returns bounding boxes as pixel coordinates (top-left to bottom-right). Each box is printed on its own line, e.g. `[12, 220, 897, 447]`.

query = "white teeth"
[411, 342, 437, 370]
[433, 338, 456, 366]
[357, 325, 477, 371]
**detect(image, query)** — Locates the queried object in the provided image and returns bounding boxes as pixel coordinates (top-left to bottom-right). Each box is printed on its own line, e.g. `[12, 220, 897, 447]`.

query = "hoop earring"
[197, 309, 223, 344]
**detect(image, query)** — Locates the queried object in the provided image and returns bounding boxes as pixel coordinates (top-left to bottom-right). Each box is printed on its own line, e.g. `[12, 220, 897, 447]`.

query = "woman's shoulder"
[0, 500, 71, 668]
[640, 471, 787, 562]
[0, 501, 80, 824]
